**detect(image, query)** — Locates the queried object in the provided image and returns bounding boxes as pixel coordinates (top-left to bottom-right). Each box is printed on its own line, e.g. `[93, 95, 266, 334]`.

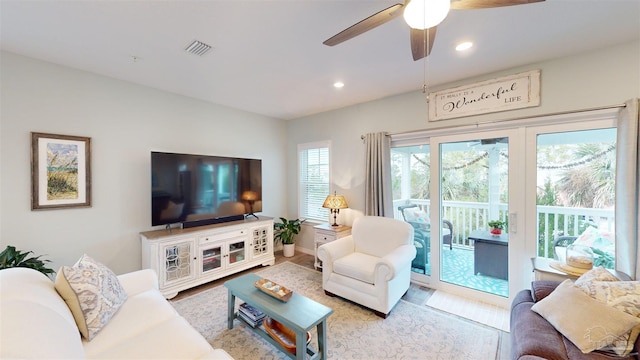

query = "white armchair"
[317, 216, 416, 318]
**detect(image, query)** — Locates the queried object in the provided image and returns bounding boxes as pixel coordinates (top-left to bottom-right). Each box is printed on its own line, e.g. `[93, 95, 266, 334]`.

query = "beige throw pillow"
[574, 266, 619, 286]
[55, 254, 127, 341]
[531, 280, 640, 354]
[575, 280, 640, 316]
[575, 278, 640, 356]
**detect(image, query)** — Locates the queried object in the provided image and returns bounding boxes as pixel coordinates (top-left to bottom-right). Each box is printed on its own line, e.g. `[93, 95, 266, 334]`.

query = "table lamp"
[241, 190, 259, 219]
[322, 191, 348, 226]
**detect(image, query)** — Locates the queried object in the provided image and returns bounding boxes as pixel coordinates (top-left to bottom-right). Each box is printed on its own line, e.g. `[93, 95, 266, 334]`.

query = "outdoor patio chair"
[398, 204, 429, 270]
[398, 204, 454, 253]
[553, 235, 578, 261]
[442, 219, 454, 250]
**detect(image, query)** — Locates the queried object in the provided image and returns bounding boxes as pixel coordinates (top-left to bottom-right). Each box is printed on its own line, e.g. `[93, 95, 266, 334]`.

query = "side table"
[530, 257, 631, 281]
[531, 257, 577, 282]
[314, 223, 351, 270]
[469, 230, 509, 280]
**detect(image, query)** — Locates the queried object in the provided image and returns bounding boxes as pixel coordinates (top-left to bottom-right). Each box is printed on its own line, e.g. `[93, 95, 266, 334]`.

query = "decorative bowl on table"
[254, 278, 293, 302]
[263, 317, 311, 355]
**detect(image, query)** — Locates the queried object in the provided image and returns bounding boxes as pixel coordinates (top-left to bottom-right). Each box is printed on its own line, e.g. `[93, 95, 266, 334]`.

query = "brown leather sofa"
[510, 280, 640, 359]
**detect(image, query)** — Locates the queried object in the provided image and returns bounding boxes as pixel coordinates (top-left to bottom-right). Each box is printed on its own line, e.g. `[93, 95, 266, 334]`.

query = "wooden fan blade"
[410, 27, 437, 61]
[323, 3, 404, 46]
[451, 0, 544, 10]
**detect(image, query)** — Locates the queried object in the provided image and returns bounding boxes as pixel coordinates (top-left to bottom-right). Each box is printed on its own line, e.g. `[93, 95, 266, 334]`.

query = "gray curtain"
[364, 132, 393, 217]
[615, 98, 639, 280]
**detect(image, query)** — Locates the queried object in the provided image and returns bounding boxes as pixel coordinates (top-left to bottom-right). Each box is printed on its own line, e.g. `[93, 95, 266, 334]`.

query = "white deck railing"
[393, 199, 615, 257]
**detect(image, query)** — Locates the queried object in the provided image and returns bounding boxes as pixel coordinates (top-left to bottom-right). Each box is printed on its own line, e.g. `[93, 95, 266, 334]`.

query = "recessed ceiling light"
[333, 82, 345, 88]
[455, 41, 473, 52]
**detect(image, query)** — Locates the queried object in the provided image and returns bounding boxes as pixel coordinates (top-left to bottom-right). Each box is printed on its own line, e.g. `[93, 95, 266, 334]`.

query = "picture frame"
[31, 132, 91, 210]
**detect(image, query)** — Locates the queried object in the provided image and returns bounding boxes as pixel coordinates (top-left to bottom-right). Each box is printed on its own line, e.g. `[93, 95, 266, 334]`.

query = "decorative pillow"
[404, 208, 430, 229]
[574, 279, 640, 356]
[404, 208, 427, 222]
[574, 266, 619, 286]
[55, 254, 127, 341]
[531, 280, 640, 354]
[574, 226, 615, 255]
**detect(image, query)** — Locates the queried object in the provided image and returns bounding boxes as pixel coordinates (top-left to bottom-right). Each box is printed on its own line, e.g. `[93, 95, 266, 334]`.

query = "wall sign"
[429, 69, 541, 121]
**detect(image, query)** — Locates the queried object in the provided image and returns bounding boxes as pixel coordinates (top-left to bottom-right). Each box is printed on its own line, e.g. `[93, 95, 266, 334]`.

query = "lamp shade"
[403, 0, 450, 30]
[241, 190, 258, 201]
[322, 194, 348, 210]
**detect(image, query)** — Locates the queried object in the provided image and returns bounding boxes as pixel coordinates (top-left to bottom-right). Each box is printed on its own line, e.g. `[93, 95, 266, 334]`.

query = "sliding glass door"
[391, 110, 618, 306]
[526, 122, 617, 271]
[437, 135, 511, 298]
[391, 129, 524, 304]
[425, 129, 524, 306]
[391, 144, 432, 276]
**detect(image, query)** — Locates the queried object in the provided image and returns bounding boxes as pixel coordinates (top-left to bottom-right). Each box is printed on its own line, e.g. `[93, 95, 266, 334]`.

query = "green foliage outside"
[536, 142, 615, 258]
[392, 139, 616, 262]
[392, 149, 505, 204]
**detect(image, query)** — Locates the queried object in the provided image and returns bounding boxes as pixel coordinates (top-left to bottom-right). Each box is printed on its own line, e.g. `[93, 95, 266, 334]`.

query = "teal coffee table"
[224, 273, 333, 360]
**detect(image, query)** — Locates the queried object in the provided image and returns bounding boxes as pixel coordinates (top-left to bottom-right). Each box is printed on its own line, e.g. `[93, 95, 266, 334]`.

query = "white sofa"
[318, 216, 416, 318]
[0, 267, 233, 359]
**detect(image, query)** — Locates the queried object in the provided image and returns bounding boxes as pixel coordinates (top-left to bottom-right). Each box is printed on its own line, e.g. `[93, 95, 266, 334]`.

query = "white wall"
[3, 40, 638, 269]
[286, 40, 640, 252]
[0, 51, 288, 274]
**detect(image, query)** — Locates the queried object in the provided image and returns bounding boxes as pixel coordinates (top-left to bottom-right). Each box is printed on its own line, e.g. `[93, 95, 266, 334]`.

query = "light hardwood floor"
[170, 251, 510, 359]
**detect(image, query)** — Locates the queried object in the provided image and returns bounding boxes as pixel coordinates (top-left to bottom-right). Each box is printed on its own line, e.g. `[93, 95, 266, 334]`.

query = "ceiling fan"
[468, 137, 509, 148]
[323, 0, 545, 61]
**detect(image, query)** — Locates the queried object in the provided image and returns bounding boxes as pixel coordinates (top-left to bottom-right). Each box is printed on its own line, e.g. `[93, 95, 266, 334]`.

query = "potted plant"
[273, 217, 305, 257]
[0, 245, 55, 277]
[488, 220, 505, 235]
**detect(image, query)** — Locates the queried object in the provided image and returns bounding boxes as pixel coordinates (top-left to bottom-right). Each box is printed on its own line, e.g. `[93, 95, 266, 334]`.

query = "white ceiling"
[1, 0, 639, 120]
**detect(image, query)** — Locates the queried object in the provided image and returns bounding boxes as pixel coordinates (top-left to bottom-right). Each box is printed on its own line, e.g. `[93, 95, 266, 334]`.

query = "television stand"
[140, 217, 274, 299]
[245, 213, 258, 220]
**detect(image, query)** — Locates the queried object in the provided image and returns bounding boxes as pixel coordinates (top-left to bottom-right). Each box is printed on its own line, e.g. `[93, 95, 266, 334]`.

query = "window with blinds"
[298, 142, 330, 221]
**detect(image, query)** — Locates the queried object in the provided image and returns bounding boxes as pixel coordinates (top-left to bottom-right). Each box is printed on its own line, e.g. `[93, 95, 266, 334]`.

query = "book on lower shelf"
[239, 302, 265, 322]
[238, 311, 264, 328]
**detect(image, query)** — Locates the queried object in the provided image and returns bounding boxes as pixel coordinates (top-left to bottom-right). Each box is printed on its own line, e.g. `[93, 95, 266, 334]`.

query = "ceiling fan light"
[403, 0, 451, 30]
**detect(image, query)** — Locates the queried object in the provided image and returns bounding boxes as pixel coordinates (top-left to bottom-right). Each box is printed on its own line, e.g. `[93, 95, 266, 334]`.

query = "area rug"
[171, 262, 500, 359]
[440, 248, 509, 297]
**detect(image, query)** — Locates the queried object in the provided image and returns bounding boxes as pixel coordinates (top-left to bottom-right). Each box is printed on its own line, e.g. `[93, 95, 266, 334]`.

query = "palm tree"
[557, 143, 615, 208]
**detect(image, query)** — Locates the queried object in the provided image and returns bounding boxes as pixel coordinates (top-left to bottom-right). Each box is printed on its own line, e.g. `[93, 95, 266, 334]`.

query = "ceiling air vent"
[184, 40, 212, 56]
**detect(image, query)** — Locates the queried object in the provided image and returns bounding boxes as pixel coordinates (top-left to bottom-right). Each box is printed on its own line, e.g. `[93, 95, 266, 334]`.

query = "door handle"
[509, 213, 517, 233]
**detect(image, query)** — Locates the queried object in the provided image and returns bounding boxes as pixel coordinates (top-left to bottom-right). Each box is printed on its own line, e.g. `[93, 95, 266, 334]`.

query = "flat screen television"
[151, 151, 262, 228]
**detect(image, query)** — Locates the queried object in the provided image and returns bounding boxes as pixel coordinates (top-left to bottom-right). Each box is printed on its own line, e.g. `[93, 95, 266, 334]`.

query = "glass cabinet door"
[252, 227, 270, 258]
[201, 244, 222, 274]
[163, 241, 193, 285]
[228, 239, 247, 265]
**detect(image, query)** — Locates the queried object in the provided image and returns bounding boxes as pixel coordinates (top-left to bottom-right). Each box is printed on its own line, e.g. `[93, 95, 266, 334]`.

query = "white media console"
[140, 217, 275, 299]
